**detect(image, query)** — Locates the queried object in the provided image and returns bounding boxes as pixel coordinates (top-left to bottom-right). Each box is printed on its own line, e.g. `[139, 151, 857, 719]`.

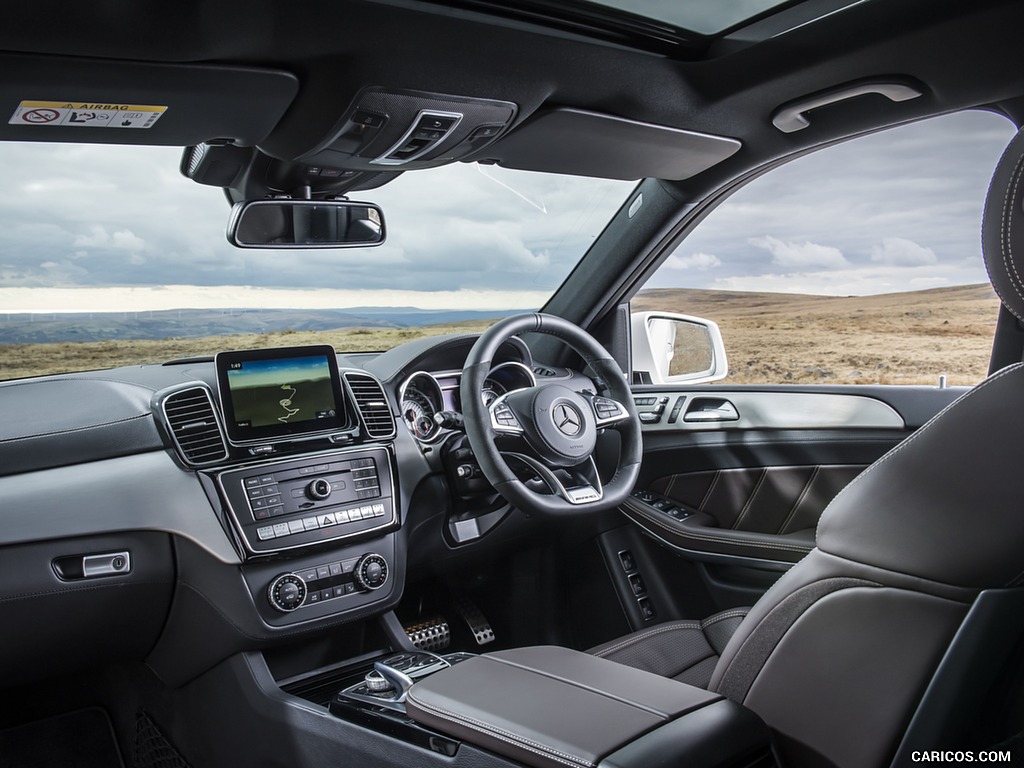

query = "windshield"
[0, 145, 633, 381]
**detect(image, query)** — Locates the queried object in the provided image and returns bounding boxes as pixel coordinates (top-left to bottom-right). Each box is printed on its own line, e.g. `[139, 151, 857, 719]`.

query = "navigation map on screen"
[226, 354, 338, 429]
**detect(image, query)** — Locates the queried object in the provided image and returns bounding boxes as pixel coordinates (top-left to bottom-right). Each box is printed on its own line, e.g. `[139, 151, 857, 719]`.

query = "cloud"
[870, 237, 938, 265]
[663, 252, 721, 270]
[0, 109, 1018, 310]
[748, 235, 848, 268]
[73, 225, 146, 252]
[710, 260, 986, 296]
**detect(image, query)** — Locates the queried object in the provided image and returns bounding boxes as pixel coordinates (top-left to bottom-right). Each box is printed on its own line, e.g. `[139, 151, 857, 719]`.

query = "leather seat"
[586, 126, 1024, 767]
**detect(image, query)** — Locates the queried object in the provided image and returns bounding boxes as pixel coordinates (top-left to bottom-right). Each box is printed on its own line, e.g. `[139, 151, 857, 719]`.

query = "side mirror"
[631, 311, 728, 385]
[227, 199, 386, 248]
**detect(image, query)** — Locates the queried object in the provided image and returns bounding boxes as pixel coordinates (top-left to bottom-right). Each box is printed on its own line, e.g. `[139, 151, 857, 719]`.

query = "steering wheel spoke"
[503, 452, 604, 506]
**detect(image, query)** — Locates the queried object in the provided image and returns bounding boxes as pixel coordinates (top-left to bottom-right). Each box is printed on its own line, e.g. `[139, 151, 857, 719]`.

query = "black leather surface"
[622, 496, 816, 563]
[983, 126, 1024, 323]
[816, 363, 1024, 589]
[588, 609, 748, 688]
[0, 376, 162, 475]
[651, 465, 865, 535]
[598, 699, 772, 768]
[406, 646, 719, 768]
[705, 548, 974, 767]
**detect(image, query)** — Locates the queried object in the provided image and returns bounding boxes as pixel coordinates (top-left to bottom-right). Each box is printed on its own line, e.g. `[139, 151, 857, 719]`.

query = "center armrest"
[404, 645, 724, 768]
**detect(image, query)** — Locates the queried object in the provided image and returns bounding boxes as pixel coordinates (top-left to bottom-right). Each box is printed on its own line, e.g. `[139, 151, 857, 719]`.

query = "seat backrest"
[706, 125, 1024, 767]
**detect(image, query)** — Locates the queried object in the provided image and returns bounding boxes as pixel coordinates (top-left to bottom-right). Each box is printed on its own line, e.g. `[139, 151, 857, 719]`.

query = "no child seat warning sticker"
[8, 100, 167, 129]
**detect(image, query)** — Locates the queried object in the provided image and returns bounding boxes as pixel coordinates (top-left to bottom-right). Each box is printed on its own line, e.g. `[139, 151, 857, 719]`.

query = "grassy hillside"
[0, 284, 1002, 385]
[634, 284, 999, 385]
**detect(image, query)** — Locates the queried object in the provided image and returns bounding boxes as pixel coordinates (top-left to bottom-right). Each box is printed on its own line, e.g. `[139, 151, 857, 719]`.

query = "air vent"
[161, 386, 229, 466]
[344, 372, 396, 440]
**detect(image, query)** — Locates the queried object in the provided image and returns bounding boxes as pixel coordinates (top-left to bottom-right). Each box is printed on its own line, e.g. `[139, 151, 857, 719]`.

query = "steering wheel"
[461, 313, 642, 516]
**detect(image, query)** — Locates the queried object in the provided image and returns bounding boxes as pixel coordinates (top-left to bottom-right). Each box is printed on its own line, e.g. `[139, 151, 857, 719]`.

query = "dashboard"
[0, 332, 581, 687]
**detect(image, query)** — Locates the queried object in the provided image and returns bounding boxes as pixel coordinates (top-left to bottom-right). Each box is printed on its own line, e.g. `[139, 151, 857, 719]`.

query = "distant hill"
[0, 307, 519, 345]
[633, 284, 998, 317]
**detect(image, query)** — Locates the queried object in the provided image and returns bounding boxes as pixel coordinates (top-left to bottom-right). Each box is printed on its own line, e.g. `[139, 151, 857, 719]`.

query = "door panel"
[621, 384, 964, 609]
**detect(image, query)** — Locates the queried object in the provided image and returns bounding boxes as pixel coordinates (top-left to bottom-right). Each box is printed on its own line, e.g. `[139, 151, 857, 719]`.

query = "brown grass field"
[0, 284, 1002, 385]
[635, 284, 1000, 385]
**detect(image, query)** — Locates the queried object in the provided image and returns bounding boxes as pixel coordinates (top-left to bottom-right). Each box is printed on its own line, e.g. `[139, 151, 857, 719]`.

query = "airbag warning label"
[8, 100, 166, 129]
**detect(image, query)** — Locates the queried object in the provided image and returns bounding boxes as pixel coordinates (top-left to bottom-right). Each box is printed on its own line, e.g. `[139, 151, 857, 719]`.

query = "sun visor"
[485, 108, 741, 181]
[0, 54, 297, 147]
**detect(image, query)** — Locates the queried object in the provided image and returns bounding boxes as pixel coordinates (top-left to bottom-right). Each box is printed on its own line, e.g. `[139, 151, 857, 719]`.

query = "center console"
[323, 646, 774, 768]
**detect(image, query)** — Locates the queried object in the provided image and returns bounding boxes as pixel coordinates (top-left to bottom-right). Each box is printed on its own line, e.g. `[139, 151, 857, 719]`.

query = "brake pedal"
[402, 616, 451, 652]
[453, 598, 495, 646]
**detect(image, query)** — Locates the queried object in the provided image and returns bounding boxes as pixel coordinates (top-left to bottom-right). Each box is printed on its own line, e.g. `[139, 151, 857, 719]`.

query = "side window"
[632, 110, 1016, 386]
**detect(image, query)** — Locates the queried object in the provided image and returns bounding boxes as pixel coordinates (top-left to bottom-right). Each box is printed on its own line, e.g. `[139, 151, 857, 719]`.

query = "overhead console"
[299, 88, 517, 172]
[186, 88, 517, 198]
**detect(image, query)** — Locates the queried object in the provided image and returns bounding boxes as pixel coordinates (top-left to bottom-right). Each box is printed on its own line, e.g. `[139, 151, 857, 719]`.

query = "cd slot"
[214, 446, 396, 555]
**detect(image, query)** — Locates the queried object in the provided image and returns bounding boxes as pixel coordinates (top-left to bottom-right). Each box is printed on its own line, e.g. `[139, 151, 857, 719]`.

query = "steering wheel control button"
[354, 553, 389, 590]
[307, 477, 333, 500]
[268, 573, 307, 612]
[491, 400, 523, 433]
[591, 395, 628, 426]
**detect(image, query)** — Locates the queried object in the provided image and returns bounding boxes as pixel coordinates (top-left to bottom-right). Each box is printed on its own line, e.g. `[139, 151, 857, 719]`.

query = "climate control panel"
[266, 552, 390, 613]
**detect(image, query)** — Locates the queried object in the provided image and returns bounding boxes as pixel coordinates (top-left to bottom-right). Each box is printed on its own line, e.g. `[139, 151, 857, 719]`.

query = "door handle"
[683, 398, 739, 422]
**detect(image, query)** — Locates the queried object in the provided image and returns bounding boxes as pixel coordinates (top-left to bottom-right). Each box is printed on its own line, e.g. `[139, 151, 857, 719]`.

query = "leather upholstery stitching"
[701, 610, 749, 628]
[592, 621, 702, 658]
[699, 470, 720, 513]
[732, 468, 767, 530]
[665, 473, 678, 501]
[0, 375, 159, 392]
[406, 692, 591, 768]
[779, 466, 819, 535]
[715, 579, 881, 702]
[624, 502, 812, 553]
[0, 413, 152, 443]
[999, 148, 1024, 321]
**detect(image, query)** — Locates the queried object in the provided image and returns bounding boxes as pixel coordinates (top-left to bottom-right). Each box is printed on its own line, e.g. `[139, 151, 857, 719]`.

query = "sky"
[0, 149, 631, 312]
[0, 109, 1017, 312]
[646, 109, 1017, 295]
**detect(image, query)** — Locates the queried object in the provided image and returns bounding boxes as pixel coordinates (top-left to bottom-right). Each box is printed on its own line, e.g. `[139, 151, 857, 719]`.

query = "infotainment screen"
[216, 345, 347, 445]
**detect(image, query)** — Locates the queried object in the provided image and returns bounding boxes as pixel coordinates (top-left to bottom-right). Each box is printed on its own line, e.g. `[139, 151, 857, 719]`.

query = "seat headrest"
[983, 125, 1024, 321]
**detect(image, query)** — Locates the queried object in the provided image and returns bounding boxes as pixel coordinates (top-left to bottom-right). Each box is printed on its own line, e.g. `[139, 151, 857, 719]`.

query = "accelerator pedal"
[402, 616, 451, 652]
[453, 598, 495, 646]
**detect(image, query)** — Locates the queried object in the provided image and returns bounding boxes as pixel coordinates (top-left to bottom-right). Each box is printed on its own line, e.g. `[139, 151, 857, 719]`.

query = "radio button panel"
[215, 446, 397, 556]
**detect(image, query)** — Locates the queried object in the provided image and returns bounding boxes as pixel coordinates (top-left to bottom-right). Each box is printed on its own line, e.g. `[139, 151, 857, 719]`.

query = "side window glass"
[633, 110, 1016, 386]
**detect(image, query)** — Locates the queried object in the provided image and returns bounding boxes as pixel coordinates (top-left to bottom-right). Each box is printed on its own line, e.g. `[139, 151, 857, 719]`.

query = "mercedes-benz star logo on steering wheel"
[553, 403, 582, 436]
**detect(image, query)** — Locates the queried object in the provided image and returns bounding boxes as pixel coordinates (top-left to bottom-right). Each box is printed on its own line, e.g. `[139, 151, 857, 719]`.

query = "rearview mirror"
[631, 311, 728, 385]
[227, 199, 386, 248]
